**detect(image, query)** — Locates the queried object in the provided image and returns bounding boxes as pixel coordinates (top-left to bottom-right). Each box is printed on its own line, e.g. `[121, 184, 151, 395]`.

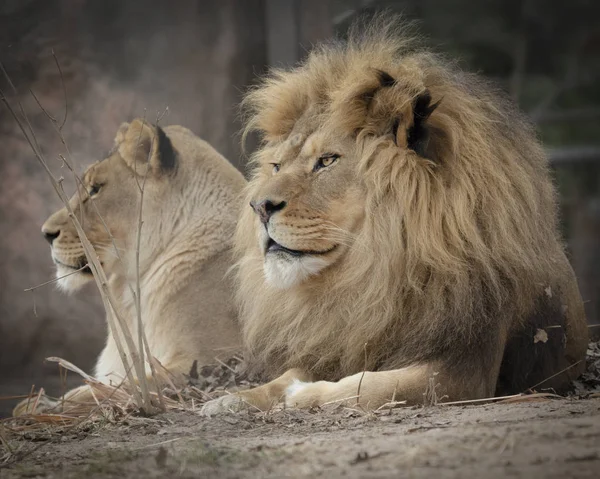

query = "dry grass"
[1, 340, 598, 467]
[0, 54, 167, 416]
[0, 355, 260, 466]
[1, 46, 599, 470]
[0, 54, 255, 467]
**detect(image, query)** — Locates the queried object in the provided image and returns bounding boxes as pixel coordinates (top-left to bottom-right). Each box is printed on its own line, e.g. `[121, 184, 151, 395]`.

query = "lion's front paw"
[200, 394, 248, 417]
[13, 394, 58, 417]
[285, 379, 325, 409]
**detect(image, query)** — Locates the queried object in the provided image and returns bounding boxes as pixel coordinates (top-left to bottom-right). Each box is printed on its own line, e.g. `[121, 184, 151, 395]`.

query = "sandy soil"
[3, 397, 600, 478]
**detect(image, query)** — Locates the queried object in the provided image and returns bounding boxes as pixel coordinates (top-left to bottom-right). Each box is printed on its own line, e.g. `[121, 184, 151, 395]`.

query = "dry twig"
[355, 342, 368, 407]
[0, 62, 156, 413]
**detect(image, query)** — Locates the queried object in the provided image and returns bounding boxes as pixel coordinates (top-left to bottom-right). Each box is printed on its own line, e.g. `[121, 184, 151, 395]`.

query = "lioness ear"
[118, 118, 177, 175]
[113, 122, 130, 146]
[394, 90, 441, 159]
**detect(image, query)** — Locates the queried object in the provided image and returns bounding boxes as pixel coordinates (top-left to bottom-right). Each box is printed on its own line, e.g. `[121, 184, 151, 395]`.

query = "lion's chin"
[263, 253, 330, 289]
[55, 264, 93, 293]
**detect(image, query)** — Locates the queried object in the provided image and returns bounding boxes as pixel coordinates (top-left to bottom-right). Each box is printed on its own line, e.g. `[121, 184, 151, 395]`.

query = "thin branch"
[1, 373, 131, 468]
[535, 107, 600, 124]
[509, 35, 526, 103]
[54, 112, 162, 411]
[529, 34, 587, 122]
[2, 57, 168, 414]
[320, 395, 359, 407]
[29, 88, 83, 225]
[508, 0, 530, 103]
[24, 264, 89, 292]
[436, 393, 526, 407]
[0, 62, 44, 157]
[525, 360, 583, 392]
[156, 106, 169, 123]
[51, 49, 68, 131]
[0, 86, 147, 412]
[134, 117, 153, 410]
[356, 342, 368, 406]
[0, 425, 13, 455]
[135, 110, 170, 412]
[29, 65, 160, 411]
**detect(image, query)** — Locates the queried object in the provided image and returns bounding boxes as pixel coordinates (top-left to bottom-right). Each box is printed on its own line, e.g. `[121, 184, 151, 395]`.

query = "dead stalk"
[375, 399, 407, 411]
[136, 118, 157, 410]
[51, 49, 68, 131]
[0, 67, 156, 413]
[37, 55, 164, 412]
[133, 111, 171, 412]
[0, 426, 13, 455]
[56, 133, 164, 406]
[525, 359, 583, 392]
[29, 80, 86, 230]
[356, 342, 368, 406]
[24, 264, 89, 292]
[320, 395, 360, 407]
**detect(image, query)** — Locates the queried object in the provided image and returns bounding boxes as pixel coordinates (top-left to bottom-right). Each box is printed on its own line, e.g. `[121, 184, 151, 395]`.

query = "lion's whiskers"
[95, 243, 132, 259]
[320, 222, 369, 253]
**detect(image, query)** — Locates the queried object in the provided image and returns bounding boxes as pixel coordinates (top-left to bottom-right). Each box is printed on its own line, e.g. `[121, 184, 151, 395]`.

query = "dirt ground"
[1, 397, 599, 479]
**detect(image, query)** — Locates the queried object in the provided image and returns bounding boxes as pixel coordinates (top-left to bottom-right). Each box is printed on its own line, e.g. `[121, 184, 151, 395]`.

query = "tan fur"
[15, 119, 245, 416]
[201, 18, 588, 414]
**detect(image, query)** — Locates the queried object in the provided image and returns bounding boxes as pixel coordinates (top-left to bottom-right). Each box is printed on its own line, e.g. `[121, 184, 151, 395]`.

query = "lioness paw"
[200, 394, 248, 417]
[13, 394, 58, 417]
[285, 379, 324, 409]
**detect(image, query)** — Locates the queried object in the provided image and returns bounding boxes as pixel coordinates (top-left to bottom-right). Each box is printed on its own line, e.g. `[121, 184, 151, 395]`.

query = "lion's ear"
[118, 118, 176, 175]
[394, 90, 441, 160]
[113, 122, 130, 146]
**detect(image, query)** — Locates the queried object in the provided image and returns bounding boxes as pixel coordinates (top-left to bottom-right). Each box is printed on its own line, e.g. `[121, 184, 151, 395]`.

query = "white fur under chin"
[263, 253, 329, 289]
[55, 265, 92, 293]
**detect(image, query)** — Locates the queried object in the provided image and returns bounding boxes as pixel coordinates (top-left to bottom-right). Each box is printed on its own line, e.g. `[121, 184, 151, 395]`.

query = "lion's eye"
[313, 153, 340, 172]
[89, 183, 103, 197]
[271, 164, 281, 174]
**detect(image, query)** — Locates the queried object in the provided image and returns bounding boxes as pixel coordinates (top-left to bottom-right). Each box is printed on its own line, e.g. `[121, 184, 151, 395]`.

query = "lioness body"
[202, 19, 588, 414]
[16, 120, 245, 415]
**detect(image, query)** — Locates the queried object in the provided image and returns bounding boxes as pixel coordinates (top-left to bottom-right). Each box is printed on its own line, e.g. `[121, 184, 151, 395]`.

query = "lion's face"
[41, 119, 177, 292]
[42, 153, 144, 291]
[248, 131, 365, 289]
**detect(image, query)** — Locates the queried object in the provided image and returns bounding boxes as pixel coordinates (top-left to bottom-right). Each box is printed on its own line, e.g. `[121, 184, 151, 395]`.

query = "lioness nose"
[250, 199, 287, 224]
[42, 227, 60, 245]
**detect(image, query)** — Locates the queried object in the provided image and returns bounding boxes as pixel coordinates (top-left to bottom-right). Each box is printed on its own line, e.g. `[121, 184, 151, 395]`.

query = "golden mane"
[235, 18, 571, 382]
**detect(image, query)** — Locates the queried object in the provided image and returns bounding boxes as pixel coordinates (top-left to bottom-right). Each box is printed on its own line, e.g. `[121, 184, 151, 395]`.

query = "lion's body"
[202, 18, 588, 415]
[41, 120, 245, 386]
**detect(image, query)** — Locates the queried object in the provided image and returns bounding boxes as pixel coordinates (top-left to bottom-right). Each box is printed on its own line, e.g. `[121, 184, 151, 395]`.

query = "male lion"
[15, 119, 245, 415]
[201, 19, 588, 414]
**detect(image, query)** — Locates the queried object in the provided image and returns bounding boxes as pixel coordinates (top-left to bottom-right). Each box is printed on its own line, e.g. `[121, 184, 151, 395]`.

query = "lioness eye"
[89, 183, 102, 197]
[313, 153, 340, 172]
[271, 164, 280, 174]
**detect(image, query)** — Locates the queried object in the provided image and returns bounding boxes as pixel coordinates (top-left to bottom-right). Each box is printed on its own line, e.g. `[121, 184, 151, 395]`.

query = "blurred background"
[0, 0, 598, 416]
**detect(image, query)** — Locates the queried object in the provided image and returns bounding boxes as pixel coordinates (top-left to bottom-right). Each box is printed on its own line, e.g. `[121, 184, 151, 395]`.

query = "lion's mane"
[235, 18, 571, 381]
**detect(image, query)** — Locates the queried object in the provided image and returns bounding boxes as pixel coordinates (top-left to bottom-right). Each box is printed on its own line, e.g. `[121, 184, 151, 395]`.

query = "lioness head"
[42, 119, 242, 292]
[41, 119, 177, 290]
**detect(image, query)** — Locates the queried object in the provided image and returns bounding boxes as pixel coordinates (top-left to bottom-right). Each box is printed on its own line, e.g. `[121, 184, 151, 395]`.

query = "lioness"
[16, 119, 245, 414]
[201, 19, 588, 414]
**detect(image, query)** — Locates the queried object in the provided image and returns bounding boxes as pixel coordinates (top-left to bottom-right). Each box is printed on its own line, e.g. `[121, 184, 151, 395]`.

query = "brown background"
[1, 0, 598, 417]
[0, 0, 268, 415]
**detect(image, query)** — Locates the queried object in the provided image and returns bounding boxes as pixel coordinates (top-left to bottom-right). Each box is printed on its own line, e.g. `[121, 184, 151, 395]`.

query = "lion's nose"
[42, 227, 60, 245]
[250, 199, 287, 224]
